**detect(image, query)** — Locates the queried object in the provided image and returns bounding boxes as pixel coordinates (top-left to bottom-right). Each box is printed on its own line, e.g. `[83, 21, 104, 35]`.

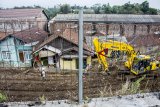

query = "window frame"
[2, 51, 11, 60]
[24, 51, 32, 61]
[19, 51, 32, 62]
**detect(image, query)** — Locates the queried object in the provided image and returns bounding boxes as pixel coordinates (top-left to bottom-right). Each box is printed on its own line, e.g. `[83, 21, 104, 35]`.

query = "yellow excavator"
[93, 38, 160, 75]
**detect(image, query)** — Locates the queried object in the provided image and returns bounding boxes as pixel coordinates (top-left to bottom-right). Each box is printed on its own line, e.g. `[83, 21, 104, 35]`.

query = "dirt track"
[0, 69, 159, 102]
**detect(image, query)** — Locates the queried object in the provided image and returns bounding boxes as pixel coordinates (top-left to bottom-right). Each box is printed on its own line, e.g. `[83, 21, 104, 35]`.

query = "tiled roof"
[0, 32, 8, 40]
[37, 28, 91, 52]
[12, 27, 48, 43]
[129, 34, 160, 47]
[0, 9, 44, 18]
[52, 14, 160, 24]
[62, 28, 92, 51]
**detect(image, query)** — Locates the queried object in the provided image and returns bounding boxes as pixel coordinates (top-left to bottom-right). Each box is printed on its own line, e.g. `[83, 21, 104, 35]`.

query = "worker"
[85, 64, 92, 73]
[40, 67, 46, 80]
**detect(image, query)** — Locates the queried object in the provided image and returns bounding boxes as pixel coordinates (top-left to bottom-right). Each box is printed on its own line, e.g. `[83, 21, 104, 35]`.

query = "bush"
[0, 92, 7, 103]
[118, 75, 146, 95]
[39, 94, 46, 105]
[129, 75, 146, 94]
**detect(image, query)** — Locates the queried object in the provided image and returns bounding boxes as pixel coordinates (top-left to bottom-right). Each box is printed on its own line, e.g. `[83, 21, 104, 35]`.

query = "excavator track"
[87, 65, 160, 82]
[113, 69, 160, 82]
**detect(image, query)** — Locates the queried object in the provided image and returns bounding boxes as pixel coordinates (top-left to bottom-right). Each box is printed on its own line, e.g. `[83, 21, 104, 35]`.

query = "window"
[2, 51, 11, 59]
[83, 59, 87, 69]
[19, 51, 32, 62]
[63, 58, 72, 61]
[53, 55, 58, 63]
[19, 51, 24, 62]
[76, 58, 87, 69]
[24, 51, 32, 60]
[0, 23, 3, 28]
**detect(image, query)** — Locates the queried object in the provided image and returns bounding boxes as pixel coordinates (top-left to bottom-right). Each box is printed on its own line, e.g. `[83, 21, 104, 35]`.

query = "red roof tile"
[12, 27, 48, 43]
[0, 32, 8, 40]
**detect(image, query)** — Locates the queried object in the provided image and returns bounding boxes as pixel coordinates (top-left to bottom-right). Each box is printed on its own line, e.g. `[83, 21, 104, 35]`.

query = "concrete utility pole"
[78, 8, 83, 104]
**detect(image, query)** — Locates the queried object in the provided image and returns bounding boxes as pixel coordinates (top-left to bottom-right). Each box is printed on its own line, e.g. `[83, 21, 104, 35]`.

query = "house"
[49, 14, 160, 37]
[34, 28, 92, 70]
[33, 45, 61, 68]
[0, 28, 48, 68]
[0, 8, 49, 33]
[0, 34, 32, 68]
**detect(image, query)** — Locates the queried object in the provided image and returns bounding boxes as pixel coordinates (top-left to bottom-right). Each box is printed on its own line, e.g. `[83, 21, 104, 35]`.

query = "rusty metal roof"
[52, 14, 160, 24]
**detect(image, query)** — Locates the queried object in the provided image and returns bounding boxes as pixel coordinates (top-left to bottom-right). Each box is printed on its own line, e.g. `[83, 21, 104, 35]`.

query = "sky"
[0, 0, 160, 9]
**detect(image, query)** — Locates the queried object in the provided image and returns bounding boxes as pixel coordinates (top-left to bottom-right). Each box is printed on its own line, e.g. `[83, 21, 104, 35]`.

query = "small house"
[0, 28, 48, 68]
[34, 28, 92, 70]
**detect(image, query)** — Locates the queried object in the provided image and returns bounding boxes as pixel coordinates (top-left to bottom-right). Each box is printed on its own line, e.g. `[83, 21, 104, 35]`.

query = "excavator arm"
[93, 38, 137, 72]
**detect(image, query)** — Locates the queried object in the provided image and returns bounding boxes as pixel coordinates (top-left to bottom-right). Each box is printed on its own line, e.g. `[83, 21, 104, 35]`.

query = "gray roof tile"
[52, 14, 160, 24]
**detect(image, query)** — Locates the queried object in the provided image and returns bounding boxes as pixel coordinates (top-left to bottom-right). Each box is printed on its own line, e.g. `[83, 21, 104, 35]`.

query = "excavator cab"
[131, 55, 158, 75]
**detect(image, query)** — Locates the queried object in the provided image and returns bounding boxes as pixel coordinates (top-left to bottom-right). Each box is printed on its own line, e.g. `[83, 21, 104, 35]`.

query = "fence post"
[78, 8, 83, 104]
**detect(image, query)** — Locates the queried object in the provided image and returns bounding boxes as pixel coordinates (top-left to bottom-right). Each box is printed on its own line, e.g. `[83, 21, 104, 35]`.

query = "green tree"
[84, 5, 88, 9]
[91, 4, 101, 14]
[44, 6, 60, 19]
[59, 4, 71, 14]
[141, 1, 149, 14]
[148, 8, 157, 14]
[112, 6, 119, 14]
[134, 3, 143, 14]
[102, 3, 112, 14]
[7, 1, 159, 16]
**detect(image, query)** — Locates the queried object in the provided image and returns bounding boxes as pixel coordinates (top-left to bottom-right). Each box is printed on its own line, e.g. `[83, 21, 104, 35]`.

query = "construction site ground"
[0, 68, 160, 102]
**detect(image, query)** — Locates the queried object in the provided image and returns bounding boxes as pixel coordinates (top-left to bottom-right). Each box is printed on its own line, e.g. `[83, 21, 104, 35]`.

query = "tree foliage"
[44, 6, 60, 19]
[59, 4, 71, 14]
[9, 1, 158, 19]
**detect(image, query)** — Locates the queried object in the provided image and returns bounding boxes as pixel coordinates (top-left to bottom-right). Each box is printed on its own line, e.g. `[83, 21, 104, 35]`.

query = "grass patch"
[39, 94, 47, 105]
[118, 75, 146, 95]
[99, 75, 146, 97]
[0, 91, 7, 103]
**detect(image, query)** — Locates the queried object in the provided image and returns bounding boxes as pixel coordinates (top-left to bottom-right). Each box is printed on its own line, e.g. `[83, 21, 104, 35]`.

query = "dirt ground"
[0, 68, 159, 102]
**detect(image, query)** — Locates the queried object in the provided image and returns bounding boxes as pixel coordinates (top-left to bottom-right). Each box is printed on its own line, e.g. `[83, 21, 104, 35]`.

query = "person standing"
[41, 67, 46, 80]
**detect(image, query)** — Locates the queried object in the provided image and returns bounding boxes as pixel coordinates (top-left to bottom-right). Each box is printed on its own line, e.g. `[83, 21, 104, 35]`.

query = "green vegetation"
[129, 75, 146, 94]
[91, 1, 157, 14]
[0, 91, 7, 103]
[0, 1, 158, 19]
[120, 75, 146, 95]
[39, 94, 46, 104]
[99, 75, 146, 97]
[45, 1, 158, 19]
